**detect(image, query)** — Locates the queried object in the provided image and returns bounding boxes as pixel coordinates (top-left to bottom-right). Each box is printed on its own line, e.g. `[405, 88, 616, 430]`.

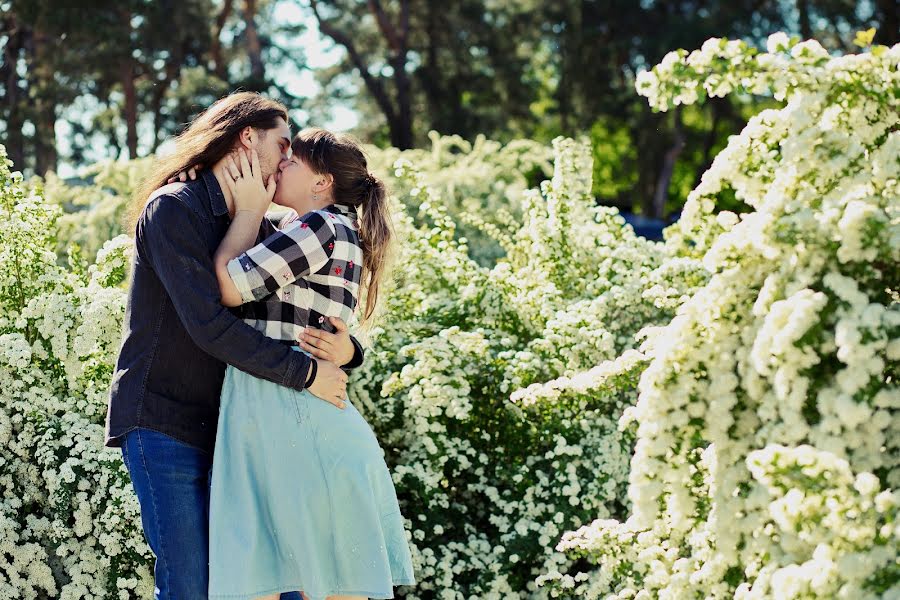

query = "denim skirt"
[208, 347, 415, 600]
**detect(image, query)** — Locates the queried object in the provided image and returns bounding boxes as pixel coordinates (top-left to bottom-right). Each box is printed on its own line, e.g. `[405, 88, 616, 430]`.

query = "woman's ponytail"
[357, 175, 393, 325]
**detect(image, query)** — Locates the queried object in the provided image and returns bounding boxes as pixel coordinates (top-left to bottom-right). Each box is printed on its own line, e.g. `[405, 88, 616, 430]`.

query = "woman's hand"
[297, 317, 356, 366]
[167, 165, 201, 183]
[219, 148, 276, 216]
[307, 359, 348, 409]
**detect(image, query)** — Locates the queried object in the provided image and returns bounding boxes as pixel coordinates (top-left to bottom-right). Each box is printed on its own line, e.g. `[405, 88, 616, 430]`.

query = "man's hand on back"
[307, 359, 348, 409]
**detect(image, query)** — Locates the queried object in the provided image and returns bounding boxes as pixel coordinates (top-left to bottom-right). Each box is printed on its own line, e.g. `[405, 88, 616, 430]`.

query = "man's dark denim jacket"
[104, 170, 364, 455]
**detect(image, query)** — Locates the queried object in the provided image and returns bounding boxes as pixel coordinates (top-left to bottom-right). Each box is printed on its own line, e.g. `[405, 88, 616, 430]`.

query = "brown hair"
[128, 92, 289, 228]
[292, 128, 394, 326]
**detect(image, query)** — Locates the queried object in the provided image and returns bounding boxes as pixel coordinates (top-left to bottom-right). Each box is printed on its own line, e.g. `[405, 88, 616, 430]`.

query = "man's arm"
[138, 194, 314, 390]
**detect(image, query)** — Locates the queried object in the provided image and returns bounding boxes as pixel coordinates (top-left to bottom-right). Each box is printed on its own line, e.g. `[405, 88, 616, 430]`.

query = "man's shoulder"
[146, 178, 207, 207]
[142, 180, 209, 224]
[136, 182, 213, 257]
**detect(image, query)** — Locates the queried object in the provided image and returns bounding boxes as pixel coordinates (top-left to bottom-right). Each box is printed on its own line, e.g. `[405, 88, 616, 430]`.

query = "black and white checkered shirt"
[226, 202, 362, 341]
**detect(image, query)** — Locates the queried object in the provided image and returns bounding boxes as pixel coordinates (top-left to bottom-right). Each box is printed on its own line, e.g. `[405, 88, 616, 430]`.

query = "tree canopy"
[1, 0, 895, 217]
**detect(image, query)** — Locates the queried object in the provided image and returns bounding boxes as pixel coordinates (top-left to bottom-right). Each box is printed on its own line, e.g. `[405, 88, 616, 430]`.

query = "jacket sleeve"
[137, 194, 312, 390]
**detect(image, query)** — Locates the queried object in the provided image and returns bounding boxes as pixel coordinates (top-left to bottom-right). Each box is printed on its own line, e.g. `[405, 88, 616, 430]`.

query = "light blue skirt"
[209, 348, 416, 600]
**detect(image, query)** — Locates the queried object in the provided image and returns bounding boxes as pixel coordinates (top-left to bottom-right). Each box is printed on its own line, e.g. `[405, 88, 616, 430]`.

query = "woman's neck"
[285, 195, 333, 216]
[311, 194, 334, 211]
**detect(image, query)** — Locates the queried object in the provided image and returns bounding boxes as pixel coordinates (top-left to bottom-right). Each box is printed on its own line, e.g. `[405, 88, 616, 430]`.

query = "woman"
[206, 129, 415, 600]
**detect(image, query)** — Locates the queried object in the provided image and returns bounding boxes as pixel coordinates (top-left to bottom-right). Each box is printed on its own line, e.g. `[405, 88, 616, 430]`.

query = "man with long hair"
[105, 92, 363, 600]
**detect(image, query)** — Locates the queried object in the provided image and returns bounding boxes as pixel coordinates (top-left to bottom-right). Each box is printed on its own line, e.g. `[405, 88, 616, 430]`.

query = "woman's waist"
[218, 336, 313, 362]
[274, 337, 313, 357]
[237, 318, 341, 344]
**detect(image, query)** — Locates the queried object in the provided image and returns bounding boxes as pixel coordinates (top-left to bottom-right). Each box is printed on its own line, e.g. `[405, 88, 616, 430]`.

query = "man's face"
[254, 117, 291, 181]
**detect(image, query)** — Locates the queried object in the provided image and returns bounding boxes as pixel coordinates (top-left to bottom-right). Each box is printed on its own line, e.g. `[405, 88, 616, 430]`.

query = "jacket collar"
[201, 169, 229, 218]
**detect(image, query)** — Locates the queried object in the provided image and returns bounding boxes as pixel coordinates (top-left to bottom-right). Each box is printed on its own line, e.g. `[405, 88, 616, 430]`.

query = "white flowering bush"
[540, 34, 899, 598]
[34, 158, 154, 265]
[351, 138, 706, 598]
[3, 132, 695, 598]
[368, 131, 554, 267]
[0, 146, 153, 599]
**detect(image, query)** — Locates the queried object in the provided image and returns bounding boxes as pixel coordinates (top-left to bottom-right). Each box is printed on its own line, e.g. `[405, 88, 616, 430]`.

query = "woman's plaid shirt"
[226, 202, 362, 341]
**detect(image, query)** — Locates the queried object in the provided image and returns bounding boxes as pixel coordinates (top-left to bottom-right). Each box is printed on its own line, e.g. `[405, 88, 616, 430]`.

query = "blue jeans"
[122, 428, 304, 600]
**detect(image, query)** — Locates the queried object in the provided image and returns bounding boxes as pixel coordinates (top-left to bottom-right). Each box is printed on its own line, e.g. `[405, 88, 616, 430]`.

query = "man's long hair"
[128, 92, 288, 229]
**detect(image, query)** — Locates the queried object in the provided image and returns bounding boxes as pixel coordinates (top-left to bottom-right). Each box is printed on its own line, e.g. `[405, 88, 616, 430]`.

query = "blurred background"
[1, 0, 896, 222]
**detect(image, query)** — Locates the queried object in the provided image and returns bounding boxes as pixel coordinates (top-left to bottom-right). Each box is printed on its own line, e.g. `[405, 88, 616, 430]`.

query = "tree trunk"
[150, 77, 174, 152]
[417, 1, 450, 134]
[211, 0, 234, 79]
[34, 100, 57, 175]
[29, 25, 57, 175]
[556, 2, 583, 135]
[370, 0, 412, 148]
[122, 61, 139, 159]
[312, 0, 412, 148]
[243, 0, 265, 87]
[875, 0, 899, 45]
[649, 108, 685, 219]
[2, 20, 26, 171]
[390, 55, 412, 148]
[797, 0, 812, 39]
[150, 63, 181, 154]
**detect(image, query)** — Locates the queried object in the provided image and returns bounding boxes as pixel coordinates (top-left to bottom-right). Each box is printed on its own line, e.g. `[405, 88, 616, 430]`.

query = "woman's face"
[272, 155, 325, 214]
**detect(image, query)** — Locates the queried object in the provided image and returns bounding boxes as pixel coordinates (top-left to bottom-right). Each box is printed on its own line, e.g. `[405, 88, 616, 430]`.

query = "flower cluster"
[740, 444, 899, 598]
[368, 130, 553, 266]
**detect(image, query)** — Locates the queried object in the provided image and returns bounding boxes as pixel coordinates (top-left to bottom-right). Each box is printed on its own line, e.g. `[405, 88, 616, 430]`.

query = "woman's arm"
[212, 148, 276, 306]
[209, 149, 362, 369]
[223, 210, 337, 304]
[214, 208, 267, 307]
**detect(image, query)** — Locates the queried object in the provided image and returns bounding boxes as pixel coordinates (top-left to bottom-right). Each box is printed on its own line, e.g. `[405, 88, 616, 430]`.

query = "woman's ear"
[316, 173, 335, 193]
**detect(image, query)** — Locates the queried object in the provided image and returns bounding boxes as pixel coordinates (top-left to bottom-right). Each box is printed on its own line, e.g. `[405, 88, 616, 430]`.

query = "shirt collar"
[201, 169, 229, 217]
[323, 202, 357, 220]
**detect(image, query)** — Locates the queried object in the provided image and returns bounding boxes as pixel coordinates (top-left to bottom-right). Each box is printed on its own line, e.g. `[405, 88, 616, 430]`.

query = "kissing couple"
[105, 91, 416, 600]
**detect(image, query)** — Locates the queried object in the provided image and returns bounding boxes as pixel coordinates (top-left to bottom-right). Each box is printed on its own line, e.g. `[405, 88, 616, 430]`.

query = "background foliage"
[2, 0, 897, 218]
